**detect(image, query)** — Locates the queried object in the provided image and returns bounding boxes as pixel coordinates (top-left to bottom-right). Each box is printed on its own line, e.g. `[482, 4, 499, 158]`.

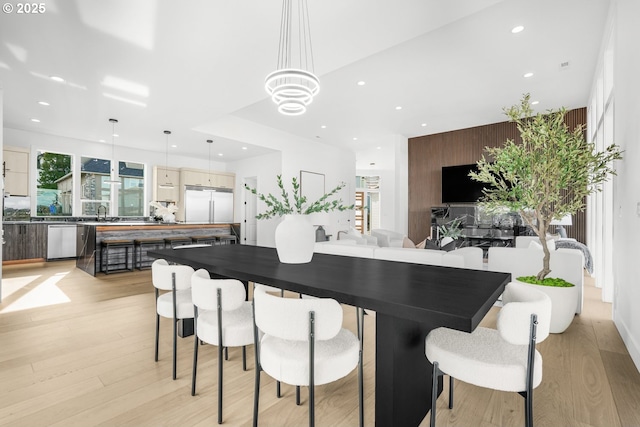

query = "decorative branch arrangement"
[245, 175, 354, 220]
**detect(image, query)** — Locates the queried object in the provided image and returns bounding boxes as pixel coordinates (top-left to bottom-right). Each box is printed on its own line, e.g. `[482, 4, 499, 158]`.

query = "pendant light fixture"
[105, 118, 121, 185]
[159, 130, 175, 189]
[265, 0, 319, 116]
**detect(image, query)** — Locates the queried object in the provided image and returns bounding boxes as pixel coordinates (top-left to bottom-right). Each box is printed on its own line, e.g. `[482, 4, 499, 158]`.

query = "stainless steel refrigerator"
[184, 185, 234, 223]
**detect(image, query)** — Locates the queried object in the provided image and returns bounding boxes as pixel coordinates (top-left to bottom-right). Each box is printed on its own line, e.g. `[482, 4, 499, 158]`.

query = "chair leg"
[191, 309, 199, 396]
[296, 386, 301, 405]
[358, 307, 365, 427]
[309, 311, 315, 427]
[524, 390, 533, 427]
[243, 346, 247, 371]
[431, 362, 439, 427]
[252, 299, 261, 427]
[154, 314, 160, 362]
[225, 347, 229, 361]
[277, 381, 281, 398]
[449, 376, 454, 409]
[172, 319, 177, 380]
[218, 344, 223, 424]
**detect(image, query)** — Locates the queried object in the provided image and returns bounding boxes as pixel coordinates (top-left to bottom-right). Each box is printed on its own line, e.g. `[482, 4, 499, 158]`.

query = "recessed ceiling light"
[395, 106, 402, 110]
[321, 125, 326, 129]
[531, 100, 539, 105]
[50, 75, 65, 83]
[242, 147, 248, 150]
[523, 72, 534, 78]
[171, 144, 177, 148]
[38, 101, 50, 106]
[357, 81, 365, 86]
[99, 139, 105, 143]
[511, 25, 524, 34]
[353, 137, 358, 141]
[112, 133, 119, 137]
[218, 153, 223, 157]
[421, 123, 427, 127]
[376, 146, 382, 150]
[31, 118, 40, 123]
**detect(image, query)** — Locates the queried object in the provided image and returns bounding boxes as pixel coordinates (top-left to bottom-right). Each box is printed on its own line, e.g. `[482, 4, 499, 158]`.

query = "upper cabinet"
[3, 146, 29, 196]
[152, 166, 180, 202]
[180, 168, 235, 189]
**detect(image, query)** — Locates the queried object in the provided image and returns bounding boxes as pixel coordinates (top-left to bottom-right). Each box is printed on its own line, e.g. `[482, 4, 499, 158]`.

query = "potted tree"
[470, 94, 622, 331]
[245, 175, 353, 263]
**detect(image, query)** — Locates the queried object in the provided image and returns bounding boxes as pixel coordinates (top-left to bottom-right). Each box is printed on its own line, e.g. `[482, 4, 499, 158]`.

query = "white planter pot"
[516, 279, 579, 333]
[274, 214, 315, 264]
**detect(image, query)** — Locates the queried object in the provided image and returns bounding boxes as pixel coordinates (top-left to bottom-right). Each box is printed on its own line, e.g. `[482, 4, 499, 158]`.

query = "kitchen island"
[76, 222, 240, 276]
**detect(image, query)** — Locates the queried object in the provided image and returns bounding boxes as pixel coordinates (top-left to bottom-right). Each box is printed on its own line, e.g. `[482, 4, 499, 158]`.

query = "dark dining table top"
[148, 244, 510, 332]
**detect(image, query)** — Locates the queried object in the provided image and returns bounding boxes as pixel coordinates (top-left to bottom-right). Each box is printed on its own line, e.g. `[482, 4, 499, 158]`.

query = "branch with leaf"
[470, 93, 622, 280]
[245, 175, 354, 220]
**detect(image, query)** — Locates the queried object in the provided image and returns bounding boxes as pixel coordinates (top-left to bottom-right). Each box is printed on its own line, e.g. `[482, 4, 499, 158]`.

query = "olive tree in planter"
[245, 175, 353, 264]
[470, 94, 622, 332]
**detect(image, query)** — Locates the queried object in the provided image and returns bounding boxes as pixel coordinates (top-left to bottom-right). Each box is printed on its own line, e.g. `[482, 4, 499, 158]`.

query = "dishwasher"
[47, 224, 77, 260]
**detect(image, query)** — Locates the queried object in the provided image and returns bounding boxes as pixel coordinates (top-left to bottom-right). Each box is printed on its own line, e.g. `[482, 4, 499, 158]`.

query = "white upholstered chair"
[252, 285, 364, 427]
[190, 269, 254, 424]
[151, 259, 195, 380]
[371, 228, 405, 247]
[425, 281, 551, 427]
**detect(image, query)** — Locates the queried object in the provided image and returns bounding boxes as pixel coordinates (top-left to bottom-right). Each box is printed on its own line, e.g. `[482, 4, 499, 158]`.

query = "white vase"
[275, 214, 315, 264]
[516, 278, 579, 333]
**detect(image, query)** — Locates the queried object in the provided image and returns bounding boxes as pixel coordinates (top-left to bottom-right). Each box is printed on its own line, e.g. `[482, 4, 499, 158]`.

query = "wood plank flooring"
[1, 261, 639, 426]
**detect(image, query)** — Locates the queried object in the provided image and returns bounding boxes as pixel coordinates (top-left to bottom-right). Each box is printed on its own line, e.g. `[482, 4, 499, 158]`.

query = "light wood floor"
[1, 261, 639, 427]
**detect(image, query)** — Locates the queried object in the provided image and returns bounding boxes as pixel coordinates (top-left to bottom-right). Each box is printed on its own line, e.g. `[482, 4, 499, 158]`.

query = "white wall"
[227, 151, 282, 247]
[4, 127, 226, 216]
[1, 89, 4, 301]
[610, 0, 640, 372]
[356, 134, 409, 235]
[203, 115, 356, 247]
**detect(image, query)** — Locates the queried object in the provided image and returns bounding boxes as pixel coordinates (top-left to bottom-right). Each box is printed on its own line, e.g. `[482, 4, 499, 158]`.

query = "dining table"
[148, 244, 510, 427]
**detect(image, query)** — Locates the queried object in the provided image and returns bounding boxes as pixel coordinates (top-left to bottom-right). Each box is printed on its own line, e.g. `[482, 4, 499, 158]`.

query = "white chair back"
[253, 285, 343, 341]
[498, 281, 552, 345]
[191, 269, 246, 312]
[152, 259, 195, 291]
[515, 236, 557, 250]
[451, 247, 484, 270]
[374, 247, 444, 265]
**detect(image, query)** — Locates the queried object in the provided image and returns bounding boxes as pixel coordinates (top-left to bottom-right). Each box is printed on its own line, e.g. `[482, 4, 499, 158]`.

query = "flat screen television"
[441, 164, 486, 203]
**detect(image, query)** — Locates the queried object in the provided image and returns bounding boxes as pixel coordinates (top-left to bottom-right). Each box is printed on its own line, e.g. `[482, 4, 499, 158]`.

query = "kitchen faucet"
[97, 205, 107, 221]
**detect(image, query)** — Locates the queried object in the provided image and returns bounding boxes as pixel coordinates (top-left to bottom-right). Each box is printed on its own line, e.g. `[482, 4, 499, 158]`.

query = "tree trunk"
[537, 234, 551, 281]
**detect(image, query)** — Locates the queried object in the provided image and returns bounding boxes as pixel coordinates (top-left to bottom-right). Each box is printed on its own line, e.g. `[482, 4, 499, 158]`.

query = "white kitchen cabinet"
[153, 166, 180, 202]
[3, 147, 29, 196]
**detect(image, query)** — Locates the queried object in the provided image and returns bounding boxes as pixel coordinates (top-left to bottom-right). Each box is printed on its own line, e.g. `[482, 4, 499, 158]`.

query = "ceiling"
[0, 0, 609, 166]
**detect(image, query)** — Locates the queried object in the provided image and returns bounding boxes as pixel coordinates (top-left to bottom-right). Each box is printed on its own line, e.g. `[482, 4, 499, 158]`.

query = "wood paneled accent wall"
[408, 107, 587, 244]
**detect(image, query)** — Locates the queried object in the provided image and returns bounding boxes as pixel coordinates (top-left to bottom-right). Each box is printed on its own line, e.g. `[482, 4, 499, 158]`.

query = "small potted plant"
[470, 94, 622, 332]
[437, 217, 464, 250]
[245, 175, 353, 263]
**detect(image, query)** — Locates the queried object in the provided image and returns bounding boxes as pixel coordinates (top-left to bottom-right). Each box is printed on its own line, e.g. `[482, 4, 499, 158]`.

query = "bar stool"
[164, 236, 193, 249]
[134, 237, 165, 270]
[217, 234, 237, 245]
[192, 235, 218, 245]
[101, 239, 134, 274]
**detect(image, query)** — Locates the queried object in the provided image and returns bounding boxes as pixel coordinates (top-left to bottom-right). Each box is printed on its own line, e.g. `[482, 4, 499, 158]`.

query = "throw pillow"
[416, 239, 426, 249]
[402, 237, 416, 248]
[424, 239, 440, 250]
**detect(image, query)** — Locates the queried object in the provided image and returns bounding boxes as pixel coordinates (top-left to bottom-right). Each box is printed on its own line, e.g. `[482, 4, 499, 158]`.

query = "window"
[36, 151, 73, 217]
[80, 156, 111, 216]
[118, 161, 145, 217]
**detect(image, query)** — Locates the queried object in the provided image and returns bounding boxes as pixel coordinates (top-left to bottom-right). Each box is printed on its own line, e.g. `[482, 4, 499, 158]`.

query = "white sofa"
[487, 247, 584, 314]
[337, 229, 379, 246]
[515, 235, 558, 249]
[314, 242, 484, 270]
[371, 229, 405, 248]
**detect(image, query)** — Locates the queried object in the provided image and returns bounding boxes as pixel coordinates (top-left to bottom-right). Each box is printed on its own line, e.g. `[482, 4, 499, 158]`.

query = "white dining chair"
[252, 284, 364, 427]
[151, 259, 195, 380]
[190, 269, 254, 424]
[425, 281, 551, 427]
